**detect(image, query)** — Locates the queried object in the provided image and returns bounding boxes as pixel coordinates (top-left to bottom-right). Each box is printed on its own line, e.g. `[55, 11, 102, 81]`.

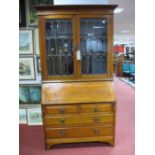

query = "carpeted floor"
[19, 77, 135, 155]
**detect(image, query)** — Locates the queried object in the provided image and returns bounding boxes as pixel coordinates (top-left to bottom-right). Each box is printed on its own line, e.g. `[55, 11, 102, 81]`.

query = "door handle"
[76, 49, 81, 60]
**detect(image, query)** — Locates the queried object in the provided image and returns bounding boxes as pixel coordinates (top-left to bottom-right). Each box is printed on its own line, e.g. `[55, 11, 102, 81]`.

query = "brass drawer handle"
[94, 128, 99, 135]
[59, 108, 65, 114]
[60, 118, 65, 124]
[94, 117, 99, 124]
[60, 130, 66, 136]
[94, 108, 99, 112]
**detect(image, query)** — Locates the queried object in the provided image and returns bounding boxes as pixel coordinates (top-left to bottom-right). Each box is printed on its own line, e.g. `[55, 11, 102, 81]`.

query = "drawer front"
[44, 105, 78, 115]
[44, 114, 114, 126]
[80, 103, 113, 113]
[45, 125, 113, 138]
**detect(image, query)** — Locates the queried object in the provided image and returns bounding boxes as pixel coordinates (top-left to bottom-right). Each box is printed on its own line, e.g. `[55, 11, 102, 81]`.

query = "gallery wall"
[19, 0, 54, 125]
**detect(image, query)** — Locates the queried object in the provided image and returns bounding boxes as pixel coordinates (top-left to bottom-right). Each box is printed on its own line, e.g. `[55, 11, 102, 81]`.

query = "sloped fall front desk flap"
[41, 81, 116, 105]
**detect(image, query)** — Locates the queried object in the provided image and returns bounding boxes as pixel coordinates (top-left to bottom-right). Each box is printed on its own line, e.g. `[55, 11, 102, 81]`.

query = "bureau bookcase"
[35, 5, 117, 149]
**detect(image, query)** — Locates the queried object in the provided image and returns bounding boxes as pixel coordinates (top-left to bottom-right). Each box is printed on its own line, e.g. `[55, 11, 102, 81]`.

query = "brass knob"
[60, 130, 66, 136]
[94, 107, 99, 112]
[94, 117, 99, 123]
[59, 108, 65, 114]
[60, 118, 65, 124]
[94, 128, 99, 135]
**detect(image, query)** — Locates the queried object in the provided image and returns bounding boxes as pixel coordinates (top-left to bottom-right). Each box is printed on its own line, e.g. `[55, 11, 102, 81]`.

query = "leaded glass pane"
[80, 19, 107, 74]
[45, 19, 73, 76]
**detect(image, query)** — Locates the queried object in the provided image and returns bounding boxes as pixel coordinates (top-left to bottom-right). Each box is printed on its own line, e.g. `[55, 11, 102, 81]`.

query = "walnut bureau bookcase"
[34, 5, 117, 149]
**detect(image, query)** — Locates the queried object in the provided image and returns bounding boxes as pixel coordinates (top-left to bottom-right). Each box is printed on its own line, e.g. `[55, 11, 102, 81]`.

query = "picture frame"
[34, 28, 40, 55]
[19, 0, 26, 27]
[19, 86, 30, 103]
[19, 57, 36, 80]
[29, 86, 41, 103]
[27, 108, 42, 125]
[27, 0, 53, 26]
[19, 29, 34, 54]
[36, 56, 41, 74]
[19, 109, 27, 124]
[19, 85, 41, 104]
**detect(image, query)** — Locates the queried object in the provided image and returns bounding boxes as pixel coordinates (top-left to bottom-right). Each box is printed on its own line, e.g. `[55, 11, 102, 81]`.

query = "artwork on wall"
[19, 109, 27, 124]
[19, 86, 30, 103]
[19, 57, 36, 80]
[19, 0, 26, 27]
[113, 45, 124, 54]
[19, 85, 41, 103]
[36, 56, 41, 74]
[34, 28, 40, 55]
[125, 45, 135, 59]
[27, 0, 53, 25]
[29, 86, 41, 103]
[27, 108, 42, 125]
[19, 29, 34, 54]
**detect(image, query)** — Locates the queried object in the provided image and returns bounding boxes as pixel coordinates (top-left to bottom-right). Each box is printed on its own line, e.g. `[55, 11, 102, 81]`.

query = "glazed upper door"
[39, 14, 113, 80]
[39, 15, 76, 80]
[76, 15, 112, 79]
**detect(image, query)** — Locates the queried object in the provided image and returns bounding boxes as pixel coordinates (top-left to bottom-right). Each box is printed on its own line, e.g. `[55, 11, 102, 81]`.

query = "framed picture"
[19, 85, 41, 104]
[36, 56, 41, 74]
[29, 86, 41, 103]
[19, 109, 27, 124]
[27, 0, 53, 26]
[27, 108, 42, 125]
[19, 86, 30, 103]
[34, 28, 40, 55]
[19, 0, 26, 27]
[19, 29, 34, 54]
[19, 57, 36, 80]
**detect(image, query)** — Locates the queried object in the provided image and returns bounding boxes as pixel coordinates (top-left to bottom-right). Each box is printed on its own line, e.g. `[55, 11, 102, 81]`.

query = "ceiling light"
[93, 26, 104, 29]
[122, 30, 130, 33]
[114, 8, 124, 14]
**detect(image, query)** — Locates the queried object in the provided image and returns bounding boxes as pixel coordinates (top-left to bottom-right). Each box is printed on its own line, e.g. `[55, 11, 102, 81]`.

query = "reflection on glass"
[45, 19, 73, 76]
[80, 19, 107, 74]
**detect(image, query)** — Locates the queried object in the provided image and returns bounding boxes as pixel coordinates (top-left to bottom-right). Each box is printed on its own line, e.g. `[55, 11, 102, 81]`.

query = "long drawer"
[44, 113, 114, 126]
[45, 125, 113, 138]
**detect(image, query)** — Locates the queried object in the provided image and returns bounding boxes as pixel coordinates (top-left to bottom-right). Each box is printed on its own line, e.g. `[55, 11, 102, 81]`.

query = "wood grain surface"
[41, 81, 116, 104]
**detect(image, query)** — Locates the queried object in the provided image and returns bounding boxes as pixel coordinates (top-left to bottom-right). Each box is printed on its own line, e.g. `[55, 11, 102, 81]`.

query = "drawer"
[80, 103, 113, 113]
[45, 125, 114, 138]
[44, 105, 78, 115]
[44, 113, 114, 126]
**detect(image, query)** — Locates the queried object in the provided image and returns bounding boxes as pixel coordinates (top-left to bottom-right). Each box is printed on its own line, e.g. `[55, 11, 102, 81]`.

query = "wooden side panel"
[38, 16, 48, 80]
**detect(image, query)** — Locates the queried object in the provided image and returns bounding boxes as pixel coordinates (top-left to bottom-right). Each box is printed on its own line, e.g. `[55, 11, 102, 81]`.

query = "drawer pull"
[59, 108, 65, 114]
[60, 130, 66, 136]
[60, 118, 65, 124]
[94, 117, 99, 124]
[94, 128, 99, 135]
[94, 108, 99, 112]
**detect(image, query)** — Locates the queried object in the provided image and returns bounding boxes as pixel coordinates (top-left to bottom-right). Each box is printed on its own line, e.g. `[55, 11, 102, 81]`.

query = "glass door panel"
[45, 19, 73, 76]
[80, 18, 108, 75]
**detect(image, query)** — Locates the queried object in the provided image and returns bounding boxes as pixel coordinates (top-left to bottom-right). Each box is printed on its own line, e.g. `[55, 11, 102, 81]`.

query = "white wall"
[114, 34, 135, 44]
[54, 0, 108, 5]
